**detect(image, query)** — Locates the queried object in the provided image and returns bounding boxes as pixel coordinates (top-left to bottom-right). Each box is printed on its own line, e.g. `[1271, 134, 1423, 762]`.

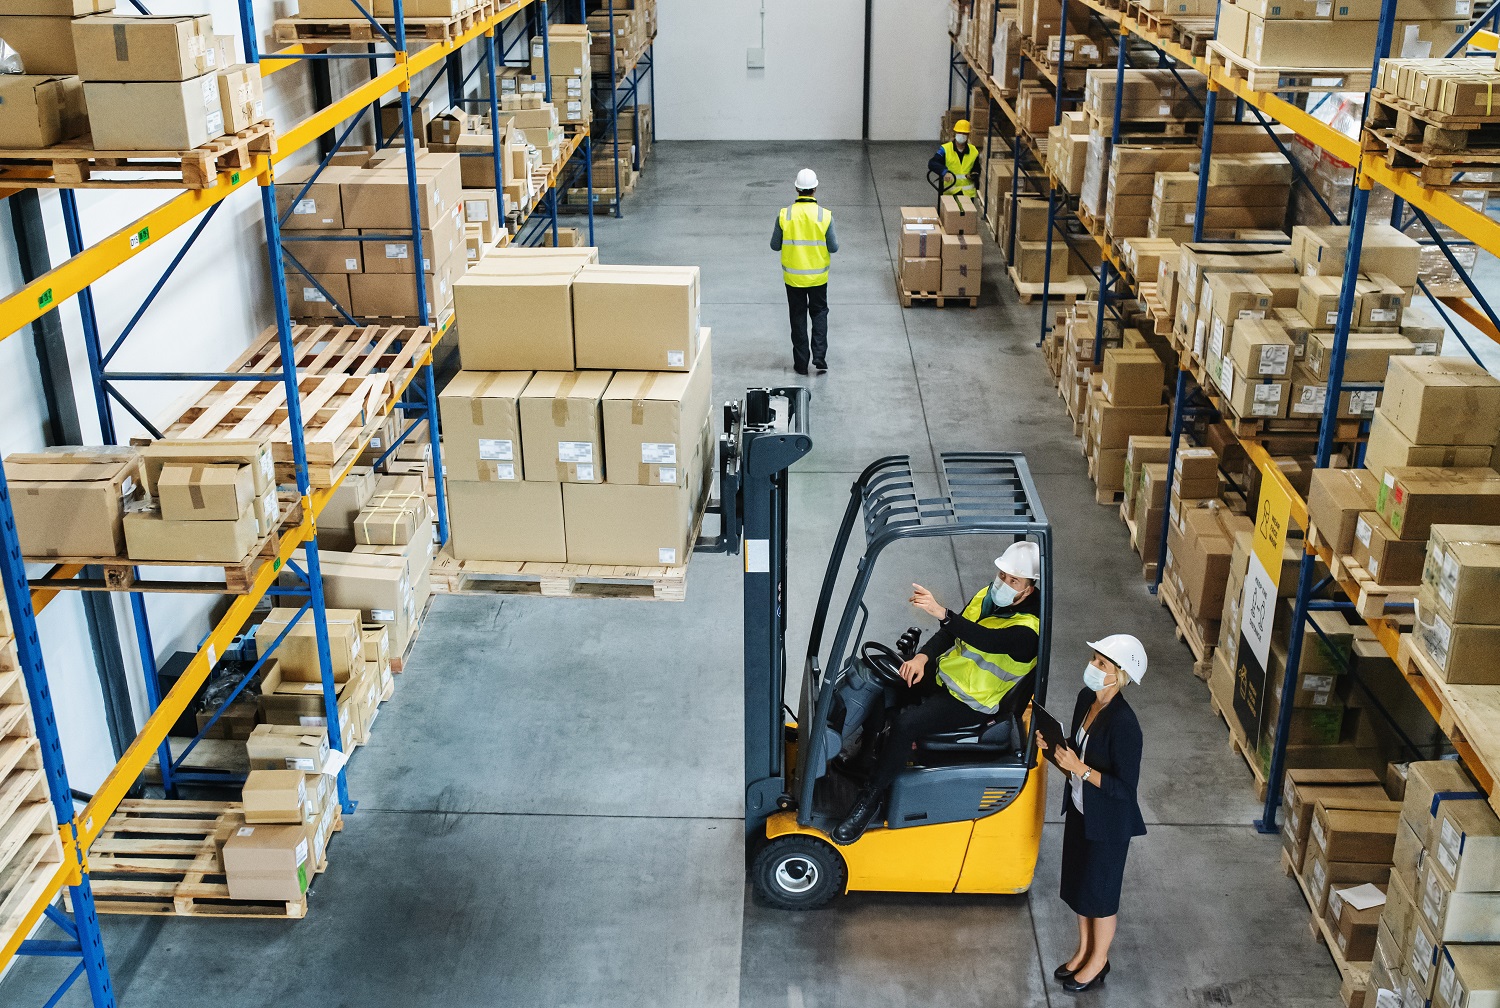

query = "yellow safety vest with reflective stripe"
[936, 588, 1040, 714]
[942, 141, 980, 196]
[779, 198, 832, 288]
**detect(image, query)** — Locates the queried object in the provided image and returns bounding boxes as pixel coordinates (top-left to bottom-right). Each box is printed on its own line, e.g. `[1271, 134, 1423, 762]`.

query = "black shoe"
[832, 788, 881, 846]
[1061, 962, 1109, 993]
[813, 361, 828, 374]
[1053, 964, 1080, 980]
[794, 366, 809, 376]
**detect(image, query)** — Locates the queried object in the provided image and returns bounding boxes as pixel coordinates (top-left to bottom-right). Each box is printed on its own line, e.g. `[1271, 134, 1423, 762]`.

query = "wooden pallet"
[158, 323, 432, 487]
[1397, 632, 1500, 822]
[900, 288, 979, 309]
[431, 551, 688, 601]
[1172, 19, 1217, 58]
[1084, 109, 1203, 141]
[386, 595, 432, 673]
[1007, 268, 1088, 304]
[1159, 575, 1216, 666]
[1207, 659, 1269, 801]
[1205, 42, 1372, 94]
[0, 123, 276, 190]
[1361, 130, 1500, 190]
[72, 800, 310, 919]
[0, 712, 65, 951]
[1136, 9, 1174, 35]
[1280, 848, 1374, 1001]
[1326, 554, 1418, 620]
[272, 2, 491, 43]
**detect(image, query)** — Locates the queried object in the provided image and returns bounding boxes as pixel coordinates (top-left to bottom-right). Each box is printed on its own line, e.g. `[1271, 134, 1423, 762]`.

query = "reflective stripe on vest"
[942, 142, 979, 196]
[936, 587, 1040, 714]
[779, 200, 832, 288]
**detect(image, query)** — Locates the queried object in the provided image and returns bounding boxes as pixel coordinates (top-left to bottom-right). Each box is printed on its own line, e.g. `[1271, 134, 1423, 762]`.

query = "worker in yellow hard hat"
[928, 119, 980, 197]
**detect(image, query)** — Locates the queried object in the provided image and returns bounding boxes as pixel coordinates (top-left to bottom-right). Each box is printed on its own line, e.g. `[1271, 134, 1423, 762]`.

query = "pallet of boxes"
[0, 9, 271, 186]
[897, 199, 982, 308]
[435, 246, 712, 600]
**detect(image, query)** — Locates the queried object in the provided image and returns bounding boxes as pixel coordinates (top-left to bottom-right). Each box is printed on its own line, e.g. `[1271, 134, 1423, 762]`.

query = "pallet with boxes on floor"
[0, 583, 68, 950]
[1206, 0, 1470, 94]
[1363, 58, 1500, 191]
[0, 8, 273, 188]
[4, 437, 291, 593]
[434, 245, 713, 600]
[1081, 341, 1171, 506]
[897, 200, 984, 308]
[271, 0, 493, 43]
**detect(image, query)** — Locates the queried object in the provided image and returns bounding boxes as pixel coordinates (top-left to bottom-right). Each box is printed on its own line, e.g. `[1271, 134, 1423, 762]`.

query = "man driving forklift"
[833, 541, 1042, 844]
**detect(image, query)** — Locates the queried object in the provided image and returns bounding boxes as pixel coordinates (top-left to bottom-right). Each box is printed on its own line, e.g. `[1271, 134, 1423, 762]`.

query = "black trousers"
[785, 282, 829, 371]
[865, 669, 987, 792]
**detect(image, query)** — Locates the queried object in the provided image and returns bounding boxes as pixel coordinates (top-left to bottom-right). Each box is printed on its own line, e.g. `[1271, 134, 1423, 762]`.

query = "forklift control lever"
[895, 627, 921, 662]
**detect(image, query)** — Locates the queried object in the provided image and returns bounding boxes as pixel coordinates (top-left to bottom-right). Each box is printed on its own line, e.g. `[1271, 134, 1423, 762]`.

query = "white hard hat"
[1088, 634, 1148, 683]
[795, 168, 819, 190]
[995, 541, 1040, 581]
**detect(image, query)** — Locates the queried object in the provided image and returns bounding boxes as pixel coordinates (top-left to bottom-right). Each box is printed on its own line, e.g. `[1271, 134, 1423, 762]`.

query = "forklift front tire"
[752, 835, 847, 911]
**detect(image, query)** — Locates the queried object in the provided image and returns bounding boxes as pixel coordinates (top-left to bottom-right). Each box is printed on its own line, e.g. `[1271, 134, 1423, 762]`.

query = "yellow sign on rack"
[1252, 472, 1293, 576]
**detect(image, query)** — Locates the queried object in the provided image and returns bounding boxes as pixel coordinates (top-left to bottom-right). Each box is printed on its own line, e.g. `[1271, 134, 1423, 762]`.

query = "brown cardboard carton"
[1380, 355, 1500, 446]
[83, 74, 226, 150]
[246, 723, 331, 773]
[308, 552, 416, 655]
[1228, 317, 1294, 378]
[462, 189, 500, 242]
[1174, 446, 1220, 498]
[562, 480, 701, 567]
[454, 271, 577, 371]
[360, 206, 464, 274]
[438, 370, 532, 482]
[1311, 805, 1400, 864]
[940, 194, 980, 235]
[252, 607, 363, 684]
[1434, 946, 1500, 1008]
[0, 74, 87, 148]
[1377, 467, 1500, 541]
[1288, 363, 1381, 420]
[1304, 844, 1392, 917]
[1363, 411, 1493, 485]
[1431, 798, 1500, 892]
[518, 370, 610, 483]
[348, 255, 458, 318]
[1086, 392, 1169, 450]
[139, 439, 273, 498]
[257, 659, 347, 730]
[1100, 348, 1163, 407]
[216, 63, 264, 133]
[275, 165, 355, 230]
[0, 15, 81, 74]
[1401, 759, 1480, 845]
[1014, 241, 1069, 284]
[287, 273, 349, 319]
[156, 462, 254, 522]
[601, 333, 713, 487]
[1419, 856, 1500, 942]
[941, 269, 980, 298]
[242, 770, 308, 825]
[1414, 585, 1500, 685]
[123, 505, 258, 563]
[316, 466, 375, 552]
[940, 232, 983, 273]
[1352, 511, 1425, 584]
[1423, 526, 1500, 624]
[447, 479, 565, 562]
[354, 491, 428, 546]
[221, 823, 311, 902]
[1280, 768, 1383, 847]
[1327, 885, 1385, 962]
[5, 446, 147, 557]
[900, 220, 943, 259]
[1305, 331, 1414, 383]
[900, 257, 941, 292]
[1220, 359, 1289, 420]
[0, 0, 113, 13]
[570, 265, 701, 372]
[71, 14, 215, 82]
[342, 159, 461, 230]
[1306, 469, 1380, 558]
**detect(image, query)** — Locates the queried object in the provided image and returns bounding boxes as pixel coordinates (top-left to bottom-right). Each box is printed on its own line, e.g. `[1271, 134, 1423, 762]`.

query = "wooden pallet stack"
[0, 586, 67, 951]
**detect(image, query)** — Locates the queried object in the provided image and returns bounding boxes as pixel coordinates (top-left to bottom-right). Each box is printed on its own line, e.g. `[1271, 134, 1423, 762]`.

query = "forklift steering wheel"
[860, 641, 906, 687]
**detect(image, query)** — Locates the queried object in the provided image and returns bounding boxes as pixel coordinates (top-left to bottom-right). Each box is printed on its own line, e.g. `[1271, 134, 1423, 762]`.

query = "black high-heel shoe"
[1061, 961, 1109, 993]
[1053, 963, 1080, 980]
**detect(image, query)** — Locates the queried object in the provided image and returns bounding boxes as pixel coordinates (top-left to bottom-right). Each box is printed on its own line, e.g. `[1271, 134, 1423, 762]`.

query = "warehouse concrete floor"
[9, 142, 1344, 1007]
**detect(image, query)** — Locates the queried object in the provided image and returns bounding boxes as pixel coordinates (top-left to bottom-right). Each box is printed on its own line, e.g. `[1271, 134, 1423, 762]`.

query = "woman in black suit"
[1036, 633, 1147, 994]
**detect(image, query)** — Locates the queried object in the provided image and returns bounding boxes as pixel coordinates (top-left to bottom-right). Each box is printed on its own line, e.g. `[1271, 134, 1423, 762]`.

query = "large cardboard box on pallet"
[221, 823, 311, 902]
[1306, 468, 1380, 558]
[1352, 510, 1426, 584]
[454, 271, 579, 371]
[1379, 355, 1500, 447]
[1401, 759, 1481, 846]
[1363, 412, 1493, 485]
[447, 479, 566, 563]
[71, 13, 215, 82]
[570, 265, 701, 372]
[1422, 525, 1500, 625]
[83, 73, 227, 151]
[0, 74, 87, 148]
[253, 607, 363, 684]
[518, 370, 611, 484]
[1419, 856, 1500, 942]
[1377, 467, 1500, 541]
[439, 371, 532, 482]
[122, 504, 259, 563]
[940, 195, 980, 235]
[601, 332, 713, 487]
[4, 446, 148, 558]
[242, 770, 308, 825]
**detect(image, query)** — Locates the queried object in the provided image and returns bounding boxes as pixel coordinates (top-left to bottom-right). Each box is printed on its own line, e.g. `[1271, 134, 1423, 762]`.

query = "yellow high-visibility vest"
[936, 588, 1040, 714]
[779, 198, 832, 288]
[942, 141, 980, 196]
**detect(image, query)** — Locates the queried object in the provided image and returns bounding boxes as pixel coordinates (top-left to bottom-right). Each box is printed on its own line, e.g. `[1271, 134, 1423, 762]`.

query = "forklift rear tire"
[752, 835, 847, 910]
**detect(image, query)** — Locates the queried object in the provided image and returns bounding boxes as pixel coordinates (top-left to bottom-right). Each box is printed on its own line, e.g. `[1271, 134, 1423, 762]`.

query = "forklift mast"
[696, 388, 813, 831]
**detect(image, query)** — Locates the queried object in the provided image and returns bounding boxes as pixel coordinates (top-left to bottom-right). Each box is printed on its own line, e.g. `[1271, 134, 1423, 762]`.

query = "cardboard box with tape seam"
[601, 330, 713, 487]
[5, 446, 148, 558]
[570, 264, 701, 372]
[439, 371, 532, 482]
[518, 370, 611, 484]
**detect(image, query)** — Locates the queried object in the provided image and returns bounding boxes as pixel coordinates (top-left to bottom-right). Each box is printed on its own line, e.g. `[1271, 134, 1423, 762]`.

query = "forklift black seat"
[918, 716, 1019, 753]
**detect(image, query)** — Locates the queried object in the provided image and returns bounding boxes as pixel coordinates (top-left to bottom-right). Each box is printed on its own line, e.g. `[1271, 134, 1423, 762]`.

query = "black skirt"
[1060, 807, 1130, 918]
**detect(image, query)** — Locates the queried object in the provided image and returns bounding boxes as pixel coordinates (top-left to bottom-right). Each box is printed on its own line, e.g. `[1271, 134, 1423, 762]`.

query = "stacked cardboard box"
[0, 0, 111, 79]
[444, 249, 712, 567]
[1148, 155, 1293, 242]
[899, 202, 985, 297]
[1122, 435, 1172, 568]
[123, 455, 263, 563]
[1164, 498, 1254, 643]
[1414, 523, 1500, 686]
[1046, 111, 1090, 194]
[1377, 57, 1500, 121]
[68, 14, 263, 151]
[1216, 0, 1471, 72]
[586, 0, 652, 73]
[279, 150, 468, 320]
[1085, 348, 1166, 500]
[0, 70, 88, 149]
[1365, 760, 1500, 1007]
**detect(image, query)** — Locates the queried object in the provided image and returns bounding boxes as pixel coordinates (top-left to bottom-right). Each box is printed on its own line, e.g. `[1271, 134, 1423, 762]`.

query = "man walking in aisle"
[771, 168, 837, 376]
[929, 119, 979, 197]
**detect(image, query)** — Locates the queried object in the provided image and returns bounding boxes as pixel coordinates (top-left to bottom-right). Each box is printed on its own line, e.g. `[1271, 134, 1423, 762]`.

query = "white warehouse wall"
[652, 0, 950, 141]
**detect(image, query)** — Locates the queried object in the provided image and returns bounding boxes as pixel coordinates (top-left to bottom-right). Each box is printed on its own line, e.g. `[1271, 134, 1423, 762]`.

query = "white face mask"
[990, 576, 1019, 609]
[954, 134, 969, 146]
[1084, 664, 1113, 693]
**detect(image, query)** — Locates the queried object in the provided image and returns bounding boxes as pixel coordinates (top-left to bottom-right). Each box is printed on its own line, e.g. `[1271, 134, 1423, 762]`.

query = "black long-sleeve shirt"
[918, 586, 1041, 666]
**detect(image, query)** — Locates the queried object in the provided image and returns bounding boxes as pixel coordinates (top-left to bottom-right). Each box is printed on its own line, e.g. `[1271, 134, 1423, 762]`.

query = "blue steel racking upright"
[593, 0, 656, 217]
[0, 0, 609, 1002]
[951, 0, 1500, 830]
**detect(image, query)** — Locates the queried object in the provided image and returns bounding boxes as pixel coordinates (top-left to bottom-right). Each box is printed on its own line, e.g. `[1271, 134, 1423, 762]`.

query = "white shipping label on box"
[1251, 384, 1282, 417]
[1438, 552, 1460, 608]
[344, 257, 358, 270]
[667, 350, 685, 367]
[1370, 308, 1398, 323]
[299, 715, 327, 728]
[294, 199, 318, 215]
[1210, 318, 1226, 358]
[558, 442, 594, 464]
[478, 439, 514, 461]
[1349, 391, 1378, 415]
[303, 287, 327, 302]
[659, 548, 677, 564]
[385, 244, 408, 260]
[657, 466, 677, 483]
[575, 463, 595, 482]
[286, 756, 315, 771]
[641, 443, 677, 464]
[493, 463, 516, 480]
[1437, 819, 1462, 877]
[1237, 309, 1267, 321]
[1356, 517, 1373, 548]
[1258, 345, 1290, 376]
[465, 199, 490, 221]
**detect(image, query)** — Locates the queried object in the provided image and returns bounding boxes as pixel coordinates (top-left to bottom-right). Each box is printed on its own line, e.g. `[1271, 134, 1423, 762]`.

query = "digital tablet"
[1030, 704, 1072, 766]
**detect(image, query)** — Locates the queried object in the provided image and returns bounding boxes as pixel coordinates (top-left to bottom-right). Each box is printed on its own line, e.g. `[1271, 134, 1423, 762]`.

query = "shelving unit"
[591, 0, 657, 216]
[953, 0, 1500, 829]
[0, 0, 621, 1002]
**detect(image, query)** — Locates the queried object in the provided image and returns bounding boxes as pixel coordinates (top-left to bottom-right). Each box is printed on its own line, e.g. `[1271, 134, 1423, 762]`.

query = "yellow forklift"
[701, 388, 1053, 910]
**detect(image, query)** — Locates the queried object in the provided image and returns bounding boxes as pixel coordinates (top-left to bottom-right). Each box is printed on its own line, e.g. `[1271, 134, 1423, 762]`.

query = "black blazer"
[1060, 687, 1147, 841]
